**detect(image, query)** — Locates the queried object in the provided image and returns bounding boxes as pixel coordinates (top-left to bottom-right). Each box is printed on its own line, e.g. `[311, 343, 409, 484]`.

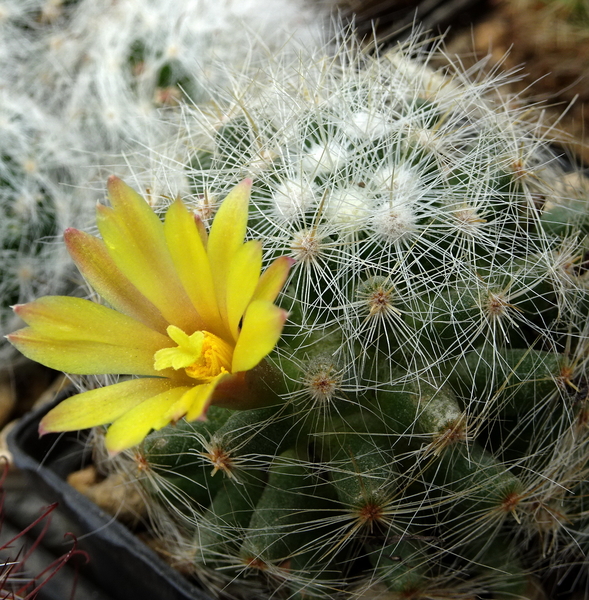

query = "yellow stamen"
[154, 325, 233, 382]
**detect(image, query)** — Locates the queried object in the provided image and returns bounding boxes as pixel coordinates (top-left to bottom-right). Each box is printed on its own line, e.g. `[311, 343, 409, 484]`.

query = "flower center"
[154, 325, 233, 382]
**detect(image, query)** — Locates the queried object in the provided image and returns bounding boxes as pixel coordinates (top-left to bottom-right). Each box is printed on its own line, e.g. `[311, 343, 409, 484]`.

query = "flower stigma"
[154, 325, 233, 382]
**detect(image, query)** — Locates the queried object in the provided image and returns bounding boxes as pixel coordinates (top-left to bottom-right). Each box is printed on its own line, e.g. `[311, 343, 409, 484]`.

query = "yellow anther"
[154, 325, 232, 382]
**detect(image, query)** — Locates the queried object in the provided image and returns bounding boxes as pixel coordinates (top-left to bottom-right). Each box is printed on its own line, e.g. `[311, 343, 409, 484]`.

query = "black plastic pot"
[7, 396, 213, 600]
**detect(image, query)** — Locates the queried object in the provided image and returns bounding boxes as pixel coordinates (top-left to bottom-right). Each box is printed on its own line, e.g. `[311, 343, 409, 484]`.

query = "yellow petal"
[226, 240, 262, 340]
[207, 179, 252, 325]
[105, 385, 191, 454]
[231, 300, 287, 373]
[8, 330, 164, 375]
[9, 296, 171, 375]
[164, 199, 224, 336]
[185, 372, 230, 421]
[65, 228, 168, 333]
[163, 387, 199, 423]
[13, 296, 169, 348]
[194, 214, 208, 248]
[252, 256, 294, 304]
[39, 378, 175, 434]
[161, 383, 214, 423]
[98, 177, 202, 332]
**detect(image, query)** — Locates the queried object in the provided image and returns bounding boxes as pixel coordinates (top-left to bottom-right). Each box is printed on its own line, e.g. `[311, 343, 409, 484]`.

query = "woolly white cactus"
[17, 0, 330, 147]
[0, 87, 93, 352]
[0, 0, 333, 357]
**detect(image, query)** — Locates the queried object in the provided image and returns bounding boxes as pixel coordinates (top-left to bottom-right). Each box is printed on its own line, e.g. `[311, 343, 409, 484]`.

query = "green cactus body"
[367, 537, 429, 595]
[240, 449, 340, 566]
[140, 404, 296, 512]
[316, 417, 398, 542]
[206, 404, 298, 473]
[463, 535, 530, 600]
[141, 406, 235, 510]
[450, 346, 566, 416]
[196, 470, 268, 565]
[369, 380, 463, 439]
[428, 441, 524, 518]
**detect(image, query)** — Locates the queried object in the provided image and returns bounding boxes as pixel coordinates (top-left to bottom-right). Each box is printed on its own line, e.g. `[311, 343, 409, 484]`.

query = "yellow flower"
[8, 177, 292, 454]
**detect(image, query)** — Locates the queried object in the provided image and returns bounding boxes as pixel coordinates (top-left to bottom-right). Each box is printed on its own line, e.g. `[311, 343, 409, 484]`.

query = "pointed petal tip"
[38, 412, 60, 436]
[38, 411, 57, 436]
[227, 177, 253, 200]
[104, 433, 127, 456]
[106, 175, 136, 206]
[63, 227, 83, 249]
[64, 227, 83, 241]
[106, 175, 124, 197]
[11, 304, 26, 316]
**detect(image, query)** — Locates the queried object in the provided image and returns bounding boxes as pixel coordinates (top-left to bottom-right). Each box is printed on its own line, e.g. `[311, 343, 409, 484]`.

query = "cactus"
[98, 32, 589, 599]
[16, 0, 329, 149]
[0, 88, 89, 353]
[0, 0, 331, 360]
[7, 21, 589, 600]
